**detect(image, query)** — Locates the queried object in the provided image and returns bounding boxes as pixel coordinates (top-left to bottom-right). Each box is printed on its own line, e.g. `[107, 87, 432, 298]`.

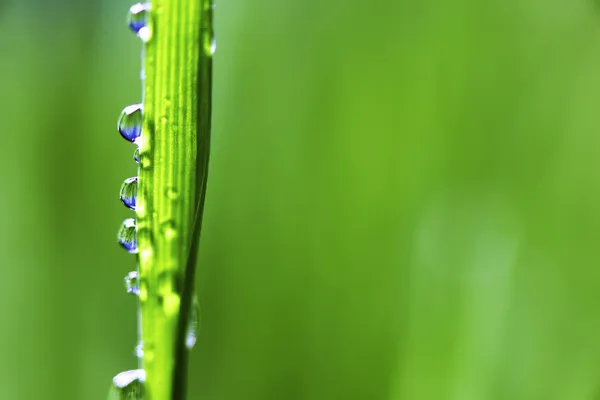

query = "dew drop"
[186, 297, 200, 350]
[134, 340, 144, 358]
[109, 369, 145, 399]
[160, 220, 177, 240]
[124, 271, 140, 295]
[204, 34, 216, 56]
[139, 152, 152, 170]
[118, 218, 138, 254]
[165, 187, 179, 200]
[210, 36, 217, 55]
[134, 147, 140, 163]
[117, 104, 143, 143]
[128, 3, 151, 42]
[120, 177, 138, 210]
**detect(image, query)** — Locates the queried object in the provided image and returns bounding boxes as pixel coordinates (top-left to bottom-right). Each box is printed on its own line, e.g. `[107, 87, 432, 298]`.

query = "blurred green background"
[3, 0, 600, 399]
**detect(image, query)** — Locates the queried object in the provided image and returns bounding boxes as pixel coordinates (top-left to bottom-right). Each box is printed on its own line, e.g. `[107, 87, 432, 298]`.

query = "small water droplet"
[134, 340, 144, 358]
[134, 147, 140, 163]
[204, 33, 216, 56]
[210, 36, 216, 55]
[160, 220, 177, 240]
[165, 187, 179, 200]
[109, 369, 145, 399]
[124, 271, 139, 295]
[118, 218, 138, 254]
[139, 152, 151, 170]
[128, 3, 152, 42]
[186, 297, 200, 350]
[120, 177, 138, 210]
[118, 104, 143, 143]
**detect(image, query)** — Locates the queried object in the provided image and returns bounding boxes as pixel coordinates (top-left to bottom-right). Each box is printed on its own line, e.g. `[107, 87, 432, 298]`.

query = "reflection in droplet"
[117, 104, 143, 143]
[134, 147, 140, 163]
[118, 218, 138, 254]
[120, 177, 138, 210]
[128, 3, 152, 42]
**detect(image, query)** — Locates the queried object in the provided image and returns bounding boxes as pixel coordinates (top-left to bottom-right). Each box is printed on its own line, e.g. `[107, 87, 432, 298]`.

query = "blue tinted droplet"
[120, 177, 138, 210]
[117, 104, 143, 142]
[128, 3, 151, 42]
[118, 218, 138, 253]
[133, 147, 140, 163]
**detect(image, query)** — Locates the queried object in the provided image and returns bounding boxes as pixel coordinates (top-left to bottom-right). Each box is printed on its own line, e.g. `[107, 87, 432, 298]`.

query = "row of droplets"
[111, 4, 155, 396]
[111, 3, 208, 396]
[116, 3, 146, 288]
[111, 3, 151, 399]
[117, 1, 155, 300]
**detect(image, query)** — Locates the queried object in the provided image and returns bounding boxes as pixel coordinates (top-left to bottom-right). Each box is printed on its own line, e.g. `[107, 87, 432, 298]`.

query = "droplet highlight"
[120, 177, 138, 210]
[186, 297, 200, 350]
[118, 218, 138, 254]
[128, 3, 151, 42]
[109, 369, 145, 399]
[124, 271, 140, 295]
[117, 104, 143, 143]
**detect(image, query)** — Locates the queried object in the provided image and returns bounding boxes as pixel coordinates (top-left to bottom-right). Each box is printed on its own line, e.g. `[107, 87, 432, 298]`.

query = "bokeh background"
[3, 0, 600, 399]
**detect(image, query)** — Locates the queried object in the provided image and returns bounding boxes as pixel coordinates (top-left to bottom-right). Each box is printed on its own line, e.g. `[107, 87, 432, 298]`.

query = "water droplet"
[134, 340, 144, 358]
[117, 104, 143, 143]
[109, 369, 145, 399]
[186, 297, 200, 350]
[120, 177, 138, 210]
[139, 152, 151, 170]
[160, 220, 177, 240]
[204, 33, 216, 56]
[128, 3, 151, 42]
[134, 147, 140, 163]
[210, 36, 216, 55]
[165, 187, 179, 200]
[124, 271, 139, 295]
[118, 218, 138, 254]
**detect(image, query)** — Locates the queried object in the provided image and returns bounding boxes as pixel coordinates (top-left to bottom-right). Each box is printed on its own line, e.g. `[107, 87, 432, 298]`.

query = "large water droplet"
[120, 177, 138, 210]
[186, 297, 200, 350]
[118, 104, 143, 143]
[108, 369, 145, 400]
[124, 271, 139, 295]
[118, 218, 138, 254]
[133, 147, 140, 163]
[128, 3, 151, 42]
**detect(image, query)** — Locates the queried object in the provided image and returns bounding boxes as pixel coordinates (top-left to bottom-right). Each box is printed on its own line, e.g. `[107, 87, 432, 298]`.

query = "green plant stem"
[137, 0, 213, 398]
